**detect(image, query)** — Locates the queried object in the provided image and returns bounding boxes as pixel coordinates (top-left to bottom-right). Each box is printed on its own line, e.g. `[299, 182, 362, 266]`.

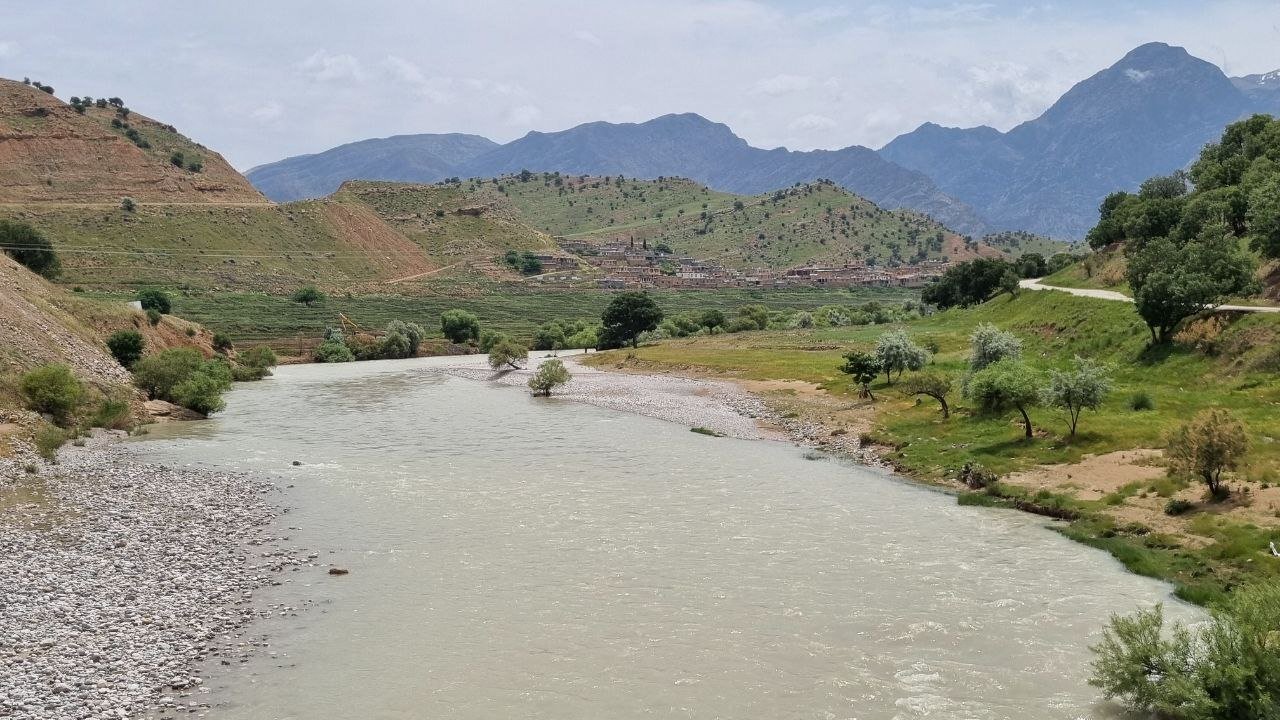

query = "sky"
[2, 1, 1278, 170]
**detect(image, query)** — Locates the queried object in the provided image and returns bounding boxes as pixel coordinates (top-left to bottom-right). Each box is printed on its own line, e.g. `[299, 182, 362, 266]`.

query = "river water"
[135, 357, 1185, 719]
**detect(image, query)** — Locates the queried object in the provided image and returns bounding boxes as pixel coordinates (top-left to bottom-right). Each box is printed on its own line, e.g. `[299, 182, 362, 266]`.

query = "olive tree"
[901, 371, 953, 419]
[966, 358, 1041, 438]
[839, 350, 881, 400]
[968, 323, 1022, 372]
[528, 358, 571, 396]
[1167, 408, 1248, 498]
[874, 329, 928, 385]
[1045, 356, 1111, 437]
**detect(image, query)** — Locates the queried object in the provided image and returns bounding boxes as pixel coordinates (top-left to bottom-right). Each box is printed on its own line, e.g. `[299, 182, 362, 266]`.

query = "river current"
[135, 356, 1187, 719]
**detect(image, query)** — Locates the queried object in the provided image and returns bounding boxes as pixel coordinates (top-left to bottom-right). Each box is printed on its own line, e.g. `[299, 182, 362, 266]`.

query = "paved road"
[1019, 278, 1280, 313]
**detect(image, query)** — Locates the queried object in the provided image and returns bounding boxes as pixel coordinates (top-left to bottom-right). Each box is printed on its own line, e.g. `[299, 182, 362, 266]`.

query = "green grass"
[161, 285, 914, 345]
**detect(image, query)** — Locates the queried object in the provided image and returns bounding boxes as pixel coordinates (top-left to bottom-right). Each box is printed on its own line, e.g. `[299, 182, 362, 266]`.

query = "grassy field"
[159, 285, 915, 345]
[588, 290, 1280, 602]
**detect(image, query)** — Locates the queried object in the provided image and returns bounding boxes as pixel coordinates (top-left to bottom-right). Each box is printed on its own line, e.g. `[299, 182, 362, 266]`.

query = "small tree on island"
[1167, 408, 1248, 499]
[901, 371, 953, 419]
[598, 291, 663, 349]
[966, 358, 1041, 438]
[874, 329, 928, 385]
[839, 350, 881, 400]
[528, 358, 571, 396]
[488, 339, 527, 370]
[290, 285, 324, 307]
[440, 309, 481, 344]
[1045, 356, 1111, 437]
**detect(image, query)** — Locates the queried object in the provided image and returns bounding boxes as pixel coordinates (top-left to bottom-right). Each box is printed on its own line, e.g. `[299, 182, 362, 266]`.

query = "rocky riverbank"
[0, 430, 308, 719]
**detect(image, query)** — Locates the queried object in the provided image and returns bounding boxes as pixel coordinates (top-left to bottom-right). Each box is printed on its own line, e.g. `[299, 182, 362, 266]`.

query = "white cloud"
[382, 55, 424, 85]
[504, 104, 542, 126]
[297, 50, 364, 82]
[788, 113, 837, 131]
[250, 101, 284, 123]
[0, 41, 17, 58]
[1124, 68, 1153, 82]
[750, 74, 816, 96]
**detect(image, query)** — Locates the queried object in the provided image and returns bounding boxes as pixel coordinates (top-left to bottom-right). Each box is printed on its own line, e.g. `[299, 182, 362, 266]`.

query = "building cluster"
[562, 239, 949, 290]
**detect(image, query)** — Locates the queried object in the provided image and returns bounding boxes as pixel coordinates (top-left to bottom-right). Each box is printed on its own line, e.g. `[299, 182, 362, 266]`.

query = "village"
[541, 238, 950, 290]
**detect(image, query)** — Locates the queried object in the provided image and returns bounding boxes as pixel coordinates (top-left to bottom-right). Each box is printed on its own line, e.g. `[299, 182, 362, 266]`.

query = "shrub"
[132, 348, 203, 399]
[0, 220, 61, 278]
[901, 371, 952, 418]
[171, 366, 230, 416]
[186, 160, 203, 173]
[210, 332, 233, 354]
[478, 329, 510, 353]
[290, 285, 324, 307]
[233, 346, 277, 380]
[532, 321, 567, 351]
[19, 364, 84, 425]
[105, 330, 145, 368]
[169, 151, 185, 167]
[488, 339, 527, 370]
[137, 288, 172, 314]
[314, 340, 355, 363]
[1044, 356, 1112, 437]
[441, 309, 481, 344]
[528, 358, 571, 396]
[383, 320, 425, 357]
[1167, 408, 1248, 499]
[120, 197, 136, 212]
[145, 308, 162, 325]
[90, 396, 133, 430]
[1163, 498, 1194, 516]
[34, 425, 69, 460]
[1129, 391, 1155, 411]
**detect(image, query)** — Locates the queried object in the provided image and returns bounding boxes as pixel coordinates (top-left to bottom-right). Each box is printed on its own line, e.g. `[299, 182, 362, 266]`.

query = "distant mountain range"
[247, 42, 1279, 239]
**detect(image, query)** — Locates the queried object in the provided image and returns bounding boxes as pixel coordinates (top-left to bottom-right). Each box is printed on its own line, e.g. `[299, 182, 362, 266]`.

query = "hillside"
[0, 78, 264, 205]
[247, 114, 991, 237]
[880, 43, 1277, 238]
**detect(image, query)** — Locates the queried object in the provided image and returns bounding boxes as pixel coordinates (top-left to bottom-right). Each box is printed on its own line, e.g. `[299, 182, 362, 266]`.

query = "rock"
[327, 567, 349, 576]
[142, 400, 205, 423]
[291, 461, 302, 466]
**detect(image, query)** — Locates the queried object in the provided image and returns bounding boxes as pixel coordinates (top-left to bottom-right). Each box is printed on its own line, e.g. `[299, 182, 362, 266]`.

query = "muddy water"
[136, 357, 1188, 719]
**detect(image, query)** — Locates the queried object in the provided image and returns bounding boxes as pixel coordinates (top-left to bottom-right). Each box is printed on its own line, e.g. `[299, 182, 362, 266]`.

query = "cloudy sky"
[2, 1, 1277, 169]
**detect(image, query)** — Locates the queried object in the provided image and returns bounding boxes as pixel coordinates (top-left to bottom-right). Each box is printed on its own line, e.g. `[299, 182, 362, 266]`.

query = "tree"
[314, 340, 355, 363]
[383, 320, 425, 358]
[132, 348, 203, 399]
[440, 309, 481, 344]
[838, 350, 881, 400]
[1045, 356, 1111, 437]
[211, 332, 233, 354]
[137, 288, 172, 314]
[736, 304, 770, 331]
[171, 364, 230, 416]
[1015, 252, 1047, 279]
[1167, 408, 1248, 498]
[598, 292, 663, 349]
[290, 285, 324, 307]
[488, 339, 527, 370]
[120, 197, 136, 212]
[901, 371, 952, 419]
[0, 220, 61, 278]
[921, 258, 1016, 308]
[235, 346, 277, 380]
[478, 329, 509, 353]
[1090, 582, 1280, 719]
[874, 329, 928, 385]
[532, 321, 567, 351]
[966, 358, 1041, 438]
[19, 364, 83, 426]
[968, 323, 1022, 372]
[106, 330, 145, 368]
[528, 358, 571, 396]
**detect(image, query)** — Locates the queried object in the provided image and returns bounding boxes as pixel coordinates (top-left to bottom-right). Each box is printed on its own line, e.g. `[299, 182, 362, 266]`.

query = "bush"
[314, 340, 355, 363]
[90, 396, 132, 430]
[478, 329, 509, 353]
[0, 220, 61, 278]
[19, 364, 84, 425]
[1163, 498, 1194, 516]
[132, 348, 203, 399]
[1167, 408, 1248, 499]
[1129, 391, 1155, 411]
[211, 332, 233, 354]
[34, 425, 69, 461]
[145, 308, 162, 326]
[171, 367, 229, 416]
[233, 346, 277, 381]
[488, 339, 527, 370]
[137, 288, 172, 314]
[105, 330, 145, 368]
[528, 358, 571, 396]
[440, 309, 481, 344]
[120, 197, 136, 212]
[290, 285, 324, 307]
[382, 320, 424, 358]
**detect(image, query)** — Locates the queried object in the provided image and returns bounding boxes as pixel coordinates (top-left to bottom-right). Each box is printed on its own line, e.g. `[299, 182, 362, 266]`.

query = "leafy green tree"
[440, 309, 481, 344]
[874, 329, 928, 385]
[1045, 356, 1111, 437]
[234, 346, 278, 380]
[137, 288, 172, 314]
[211, 332, 233, 354]
[528, 358, 572, 396]
[1090, 582, 1280, 719]
[838, 350, 881, 400]
[1015, 252, 1047, 278]
[921, 258, 1016, 308]
[478, 329, 509, 353]
[968, 323, 1022, 373]
[314, 340, 355, 363]
[598, 292, 664, 349]
[19, 364, 83, 425]
[382, 320, 425, 358]
[105, 330, 145, 368]
[132, 348, 203, 399]
[120, 196, 136, 212]
[901, 371, 952, 419]
[532, 321, 567, 351]
[966, 358, 1041, 438]
[171, 360, 232, 416]
[1127, 227, 1258, 344]
[1167, 408, 1248, 498]
[487, 339, 527, 370]
[290, 285, 324, 307]
[736, 304, 770, 331]
[0, 220, 61, 278]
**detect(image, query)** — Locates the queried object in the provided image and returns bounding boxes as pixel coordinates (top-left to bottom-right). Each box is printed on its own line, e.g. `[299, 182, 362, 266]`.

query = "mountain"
[881, 43, 1273, 238]
[246, 133, 497, 202]
[248, 114, 992, 236]
[0, 78, 264, 205]
[1233, 69, 1280, 111]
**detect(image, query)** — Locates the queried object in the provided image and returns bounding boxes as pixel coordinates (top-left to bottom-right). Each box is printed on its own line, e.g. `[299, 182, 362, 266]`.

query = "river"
[134, 356, 1187, 719]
